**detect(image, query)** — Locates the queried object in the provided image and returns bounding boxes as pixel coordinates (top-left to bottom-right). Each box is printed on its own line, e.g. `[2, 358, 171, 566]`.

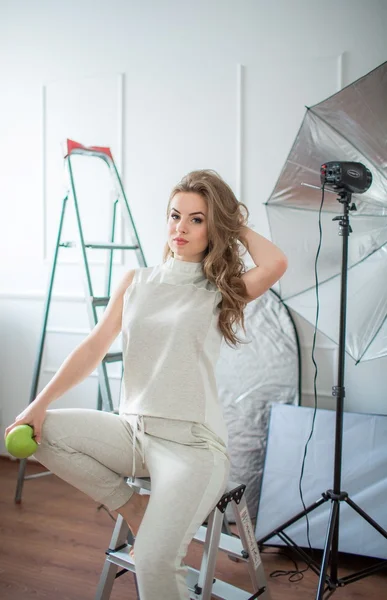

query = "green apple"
[5, 424, 38, 458]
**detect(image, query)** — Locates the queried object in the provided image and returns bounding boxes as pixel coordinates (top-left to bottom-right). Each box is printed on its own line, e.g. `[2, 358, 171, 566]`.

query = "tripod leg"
[316, 501, 339, 600]
[258, 495, 327, 545]
[345, 497, 387, 539]
[330, 503, 340, 583]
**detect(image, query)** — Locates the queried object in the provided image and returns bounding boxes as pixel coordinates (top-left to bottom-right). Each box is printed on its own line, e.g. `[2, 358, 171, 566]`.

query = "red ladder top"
[66, 139, 113, 160]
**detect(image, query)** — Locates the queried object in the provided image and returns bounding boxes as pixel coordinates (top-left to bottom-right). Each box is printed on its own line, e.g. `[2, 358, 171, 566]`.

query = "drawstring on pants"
[131, 414, 146, 478]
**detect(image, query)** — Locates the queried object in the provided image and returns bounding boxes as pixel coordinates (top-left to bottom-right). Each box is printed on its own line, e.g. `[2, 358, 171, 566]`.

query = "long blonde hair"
[163, 169, 250, 347]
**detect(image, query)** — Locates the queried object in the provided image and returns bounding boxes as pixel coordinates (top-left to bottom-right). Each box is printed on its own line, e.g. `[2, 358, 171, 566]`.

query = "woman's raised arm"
[239, 226, 288, 302]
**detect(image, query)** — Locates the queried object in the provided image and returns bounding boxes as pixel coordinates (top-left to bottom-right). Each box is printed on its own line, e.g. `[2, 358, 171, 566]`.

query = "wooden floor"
[0, 458, 386, 600]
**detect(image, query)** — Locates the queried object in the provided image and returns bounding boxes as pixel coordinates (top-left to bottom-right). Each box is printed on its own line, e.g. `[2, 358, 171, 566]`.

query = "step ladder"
[14, 139, 147, 503]
[96, 478, 271, 600]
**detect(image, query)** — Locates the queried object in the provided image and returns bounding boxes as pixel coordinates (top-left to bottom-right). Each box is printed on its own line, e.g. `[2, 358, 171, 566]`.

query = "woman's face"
[167, 191, 209, 262]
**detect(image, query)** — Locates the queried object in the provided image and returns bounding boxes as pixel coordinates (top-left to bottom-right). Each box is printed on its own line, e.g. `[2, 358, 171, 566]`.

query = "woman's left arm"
[239, 226, 288, 302]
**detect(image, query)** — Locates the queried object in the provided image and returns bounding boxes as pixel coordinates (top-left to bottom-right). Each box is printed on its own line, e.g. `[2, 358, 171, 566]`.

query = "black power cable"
[270, 184, 326, 582]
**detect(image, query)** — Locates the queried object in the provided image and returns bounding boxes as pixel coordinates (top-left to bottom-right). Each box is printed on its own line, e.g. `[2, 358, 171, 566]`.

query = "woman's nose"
[176, 221, 187, 233]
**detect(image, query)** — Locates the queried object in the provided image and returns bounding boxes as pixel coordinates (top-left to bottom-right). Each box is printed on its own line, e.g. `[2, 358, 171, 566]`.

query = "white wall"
[1, 0, 387, 454]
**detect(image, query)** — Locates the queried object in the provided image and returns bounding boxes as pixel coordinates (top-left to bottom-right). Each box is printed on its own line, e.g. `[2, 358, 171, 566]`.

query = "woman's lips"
[174, 239, 188, 245]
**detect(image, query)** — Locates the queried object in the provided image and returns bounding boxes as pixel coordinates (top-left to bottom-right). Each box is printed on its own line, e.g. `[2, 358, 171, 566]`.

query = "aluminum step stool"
[95, 477, 271, 600]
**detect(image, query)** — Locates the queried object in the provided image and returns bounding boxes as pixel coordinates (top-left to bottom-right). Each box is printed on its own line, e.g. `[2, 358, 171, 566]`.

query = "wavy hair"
[163, 169, 250, 347]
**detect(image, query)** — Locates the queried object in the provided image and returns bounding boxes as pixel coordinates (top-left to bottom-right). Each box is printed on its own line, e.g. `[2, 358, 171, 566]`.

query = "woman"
[5, 169, 287, 599]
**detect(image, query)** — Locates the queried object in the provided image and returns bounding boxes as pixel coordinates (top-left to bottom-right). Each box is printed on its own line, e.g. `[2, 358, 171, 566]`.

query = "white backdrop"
[256, 404, 387, 559]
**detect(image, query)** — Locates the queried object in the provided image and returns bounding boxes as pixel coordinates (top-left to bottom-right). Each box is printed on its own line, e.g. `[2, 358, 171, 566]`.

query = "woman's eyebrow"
[171, 207, 206, 216]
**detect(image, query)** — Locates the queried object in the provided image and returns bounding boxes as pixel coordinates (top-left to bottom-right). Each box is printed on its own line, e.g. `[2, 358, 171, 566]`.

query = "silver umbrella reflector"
[266, 61, 387, 363]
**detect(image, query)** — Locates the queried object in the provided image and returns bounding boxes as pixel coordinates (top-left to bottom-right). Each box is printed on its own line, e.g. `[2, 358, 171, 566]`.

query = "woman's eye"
[170, 213, 202, 224]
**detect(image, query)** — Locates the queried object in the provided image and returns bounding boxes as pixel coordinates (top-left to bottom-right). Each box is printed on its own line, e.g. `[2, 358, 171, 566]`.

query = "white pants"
[34, 408, 230, 600]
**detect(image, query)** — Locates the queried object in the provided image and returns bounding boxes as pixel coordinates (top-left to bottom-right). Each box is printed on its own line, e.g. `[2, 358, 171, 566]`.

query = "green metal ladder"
[14, 139, 147, 503]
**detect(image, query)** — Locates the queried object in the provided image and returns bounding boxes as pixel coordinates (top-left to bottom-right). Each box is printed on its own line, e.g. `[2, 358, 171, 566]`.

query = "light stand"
[257, 189, 387, 599]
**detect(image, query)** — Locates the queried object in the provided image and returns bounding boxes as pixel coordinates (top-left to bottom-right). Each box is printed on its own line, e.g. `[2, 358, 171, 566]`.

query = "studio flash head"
[320, 161, 372, 194]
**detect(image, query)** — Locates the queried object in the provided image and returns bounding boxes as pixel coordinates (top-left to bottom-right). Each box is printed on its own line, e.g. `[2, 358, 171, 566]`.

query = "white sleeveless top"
[119, 256, 228, 447]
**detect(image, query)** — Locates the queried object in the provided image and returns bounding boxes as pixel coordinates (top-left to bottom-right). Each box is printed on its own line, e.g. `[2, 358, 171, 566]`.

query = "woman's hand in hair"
[238, 227, 288, 301]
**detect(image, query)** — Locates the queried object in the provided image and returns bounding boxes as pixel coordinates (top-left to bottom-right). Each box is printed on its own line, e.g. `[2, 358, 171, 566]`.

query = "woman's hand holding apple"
[4, 401, 47, 446]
